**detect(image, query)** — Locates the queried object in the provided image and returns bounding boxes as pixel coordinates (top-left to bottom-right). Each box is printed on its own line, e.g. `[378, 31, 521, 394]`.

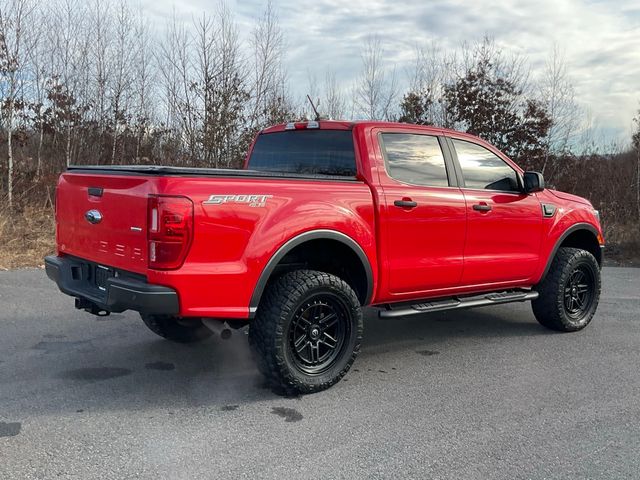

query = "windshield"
[248, 130, 357, 176]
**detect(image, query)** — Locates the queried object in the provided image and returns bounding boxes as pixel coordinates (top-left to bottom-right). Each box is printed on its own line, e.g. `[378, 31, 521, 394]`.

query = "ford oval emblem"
[85, 209, 103, 224]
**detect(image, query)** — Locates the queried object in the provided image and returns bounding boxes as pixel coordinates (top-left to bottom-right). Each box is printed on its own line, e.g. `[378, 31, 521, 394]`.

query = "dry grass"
[602, 222, 640, 267]
[0, 205, 56, 270]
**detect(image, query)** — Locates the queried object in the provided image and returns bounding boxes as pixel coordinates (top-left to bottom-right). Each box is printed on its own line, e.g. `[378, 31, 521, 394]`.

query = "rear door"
[377, 130, 467, 294]
[447, 137, 542, 285]
[56, 171, 152, 274]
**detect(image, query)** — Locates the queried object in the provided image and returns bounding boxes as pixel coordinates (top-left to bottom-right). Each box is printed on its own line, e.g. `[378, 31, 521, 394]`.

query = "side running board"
[378, 290, 539, 319]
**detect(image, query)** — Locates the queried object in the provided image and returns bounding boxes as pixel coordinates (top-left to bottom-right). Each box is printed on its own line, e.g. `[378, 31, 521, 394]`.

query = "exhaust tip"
[202, 318, 232, 340]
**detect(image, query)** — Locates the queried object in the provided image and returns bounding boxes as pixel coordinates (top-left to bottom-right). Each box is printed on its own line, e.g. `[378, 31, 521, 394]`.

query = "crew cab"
[45, 121, 604, 394]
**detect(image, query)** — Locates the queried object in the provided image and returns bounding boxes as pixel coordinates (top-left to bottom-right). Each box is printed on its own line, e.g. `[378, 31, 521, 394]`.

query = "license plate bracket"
[94, 265, 114, 291]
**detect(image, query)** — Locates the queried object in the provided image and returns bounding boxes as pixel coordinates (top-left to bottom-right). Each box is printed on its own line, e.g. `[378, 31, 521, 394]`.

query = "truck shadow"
[362, 304, 550, 352]
[11, 303, 552, 416]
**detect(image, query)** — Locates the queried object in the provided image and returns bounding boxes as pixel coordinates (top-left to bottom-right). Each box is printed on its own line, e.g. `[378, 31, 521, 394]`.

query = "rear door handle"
[472, 203, 492, 212]
[394, 199, 418, 209]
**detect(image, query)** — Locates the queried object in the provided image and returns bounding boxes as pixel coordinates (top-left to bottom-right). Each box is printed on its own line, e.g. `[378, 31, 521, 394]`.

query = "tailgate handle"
[88, 187, 103, 197]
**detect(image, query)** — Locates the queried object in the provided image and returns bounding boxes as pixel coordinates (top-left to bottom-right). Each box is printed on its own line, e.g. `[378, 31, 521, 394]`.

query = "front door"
[449, 137, 543, 285]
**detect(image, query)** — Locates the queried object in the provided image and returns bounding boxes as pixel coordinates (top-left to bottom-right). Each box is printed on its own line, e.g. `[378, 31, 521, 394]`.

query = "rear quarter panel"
[149, 177, 377, 318]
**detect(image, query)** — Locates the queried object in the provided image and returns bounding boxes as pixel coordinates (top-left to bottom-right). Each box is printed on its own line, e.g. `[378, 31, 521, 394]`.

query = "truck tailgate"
[56, 172, 152, 274]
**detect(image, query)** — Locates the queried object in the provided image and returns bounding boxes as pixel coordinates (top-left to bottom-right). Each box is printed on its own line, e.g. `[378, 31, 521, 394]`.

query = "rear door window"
[381, 133, 450, 187]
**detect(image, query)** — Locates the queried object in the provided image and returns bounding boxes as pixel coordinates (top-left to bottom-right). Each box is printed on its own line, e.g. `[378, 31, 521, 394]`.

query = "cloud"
[142, 0, 640, 143]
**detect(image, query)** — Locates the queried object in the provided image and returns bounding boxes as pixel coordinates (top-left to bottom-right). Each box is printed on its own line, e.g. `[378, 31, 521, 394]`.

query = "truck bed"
[67, 165, 359, 182]
[54, 167, 377, 318]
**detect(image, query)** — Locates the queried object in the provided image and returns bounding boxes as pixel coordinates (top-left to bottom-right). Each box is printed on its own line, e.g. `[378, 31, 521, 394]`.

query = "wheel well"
[263, 238, 370, 306]
[559, 229, 602, 266]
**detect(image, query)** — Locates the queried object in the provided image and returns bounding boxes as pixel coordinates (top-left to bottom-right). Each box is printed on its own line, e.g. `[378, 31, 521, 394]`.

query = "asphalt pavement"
[1, 267, 639, 479]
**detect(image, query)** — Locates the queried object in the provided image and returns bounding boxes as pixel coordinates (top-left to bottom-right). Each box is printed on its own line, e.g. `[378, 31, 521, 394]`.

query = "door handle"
[394, 199, 418, 209]
[472, 203, 492, 212]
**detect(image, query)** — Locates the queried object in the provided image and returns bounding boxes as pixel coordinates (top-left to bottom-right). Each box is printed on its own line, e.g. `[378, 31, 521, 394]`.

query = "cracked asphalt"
[1, 267, 639, 479]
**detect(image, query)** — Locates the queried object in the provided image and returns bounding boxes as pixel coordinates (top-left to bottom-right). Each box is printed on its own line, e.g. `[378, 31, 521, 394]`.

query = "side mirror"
[523, 171, 545, 193]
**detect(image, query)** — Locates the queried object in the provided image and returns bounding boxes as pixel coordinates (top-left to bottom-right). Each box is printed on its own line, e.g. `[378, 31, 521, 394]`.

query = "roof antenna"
[306, 95, 322, 121]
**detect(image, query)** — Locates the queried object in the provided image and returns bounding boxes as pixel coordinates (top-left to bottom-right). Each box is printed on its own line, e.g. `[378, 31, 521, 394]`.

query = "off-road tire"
[141, 314, 213, 343]
[532, 247, 601, 332]
[249, 270, 363, 395]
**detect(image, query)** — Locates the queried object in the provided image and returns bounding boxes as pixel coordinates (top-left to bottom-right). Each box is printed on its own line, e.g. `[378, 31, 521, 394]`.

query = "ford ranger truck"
[45, 120, 604, 394]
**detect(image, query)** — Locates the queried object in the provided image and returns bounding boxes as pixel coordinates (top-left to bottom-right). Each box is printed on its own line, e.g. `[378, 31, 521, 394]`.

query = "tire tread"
[532, 247, 601, 332]
[249, 269, 362, 395]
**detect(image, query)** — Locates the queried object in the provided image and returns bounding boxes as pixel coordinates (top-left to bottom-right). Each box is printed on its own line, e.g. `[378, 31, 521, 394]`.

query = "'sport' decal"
[203, 194, 273, 207]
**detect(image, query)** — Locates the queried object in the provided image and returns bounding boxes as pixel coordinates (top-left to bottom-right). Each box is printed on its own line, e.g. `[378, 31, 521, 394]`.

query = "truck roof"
[260, 120, 469, 138]
[257, 120, 525, 173]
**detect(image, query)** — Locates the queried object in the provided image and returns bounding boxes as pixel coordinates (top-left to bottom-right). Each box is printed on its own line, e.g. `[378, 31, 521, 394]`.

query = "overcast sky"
[141, 0, 640, 145]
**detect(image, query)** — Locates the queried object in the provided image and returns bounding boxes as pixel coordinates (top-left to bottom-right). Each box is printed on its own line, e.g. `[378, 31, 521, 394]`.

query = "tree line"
[1, 0, 639, 249]
[1, 0, 295, 208]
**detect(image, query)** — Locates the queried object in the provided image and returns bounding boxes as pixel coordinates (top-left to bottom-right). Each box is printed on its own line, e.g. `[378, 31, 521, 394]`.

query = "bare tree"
[88, 0, 113, 142]
[156, 10, 182, 144]
[193, 4, 247, 167]
[354, 35, 398, 120]
[323, 71, 345, 119]
[109, 1, 135, 163]
[0, 0, 36, 208]
[402, 41, 457, 127]
[47, 0, 91, 166]
[212, 2, 248, 166]
[633, 108, 640, 219]
[247, 0, 288, 131]
[27, 5, 45, 176]
[132, 16, 154, 162]
[193, 12, 216, 164]
[539, 44, 580, 174]
[406, 42, 440, 123]
[158, 11, 198, 161]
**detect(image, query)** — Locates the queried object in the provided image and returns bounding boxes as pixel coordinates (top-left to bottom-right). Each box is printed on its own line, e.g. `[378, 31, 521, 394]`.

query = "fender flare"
[539, 223, 601, 281]
[248, 229, 374, 316]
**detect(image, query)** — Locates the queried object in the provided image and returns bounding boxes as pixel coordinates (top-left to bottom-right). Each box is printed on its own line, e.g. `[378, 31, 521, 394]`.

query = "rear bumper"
[44, 255, 179, 315]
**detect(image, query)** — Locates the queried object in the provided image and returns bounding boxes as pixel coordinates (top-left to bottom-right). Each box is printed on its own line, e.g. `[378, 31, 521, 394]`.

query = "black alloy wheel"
[288, 296, 350, 375]
[532, 247, 601, 332]
[249, 270, 363, 394]
[563, 264, 596, 321]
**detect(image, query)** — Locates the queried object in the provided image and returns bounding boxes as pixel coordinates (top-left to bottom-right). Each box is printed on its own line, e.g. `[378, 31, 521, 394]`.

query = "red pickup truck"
[45, 120, 604, 394]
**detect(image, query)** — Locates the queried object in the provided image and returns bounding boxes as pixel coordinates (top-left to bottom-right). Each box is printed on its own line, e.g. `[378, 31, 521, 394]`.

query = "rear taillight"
[147, 195, 194, 270]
